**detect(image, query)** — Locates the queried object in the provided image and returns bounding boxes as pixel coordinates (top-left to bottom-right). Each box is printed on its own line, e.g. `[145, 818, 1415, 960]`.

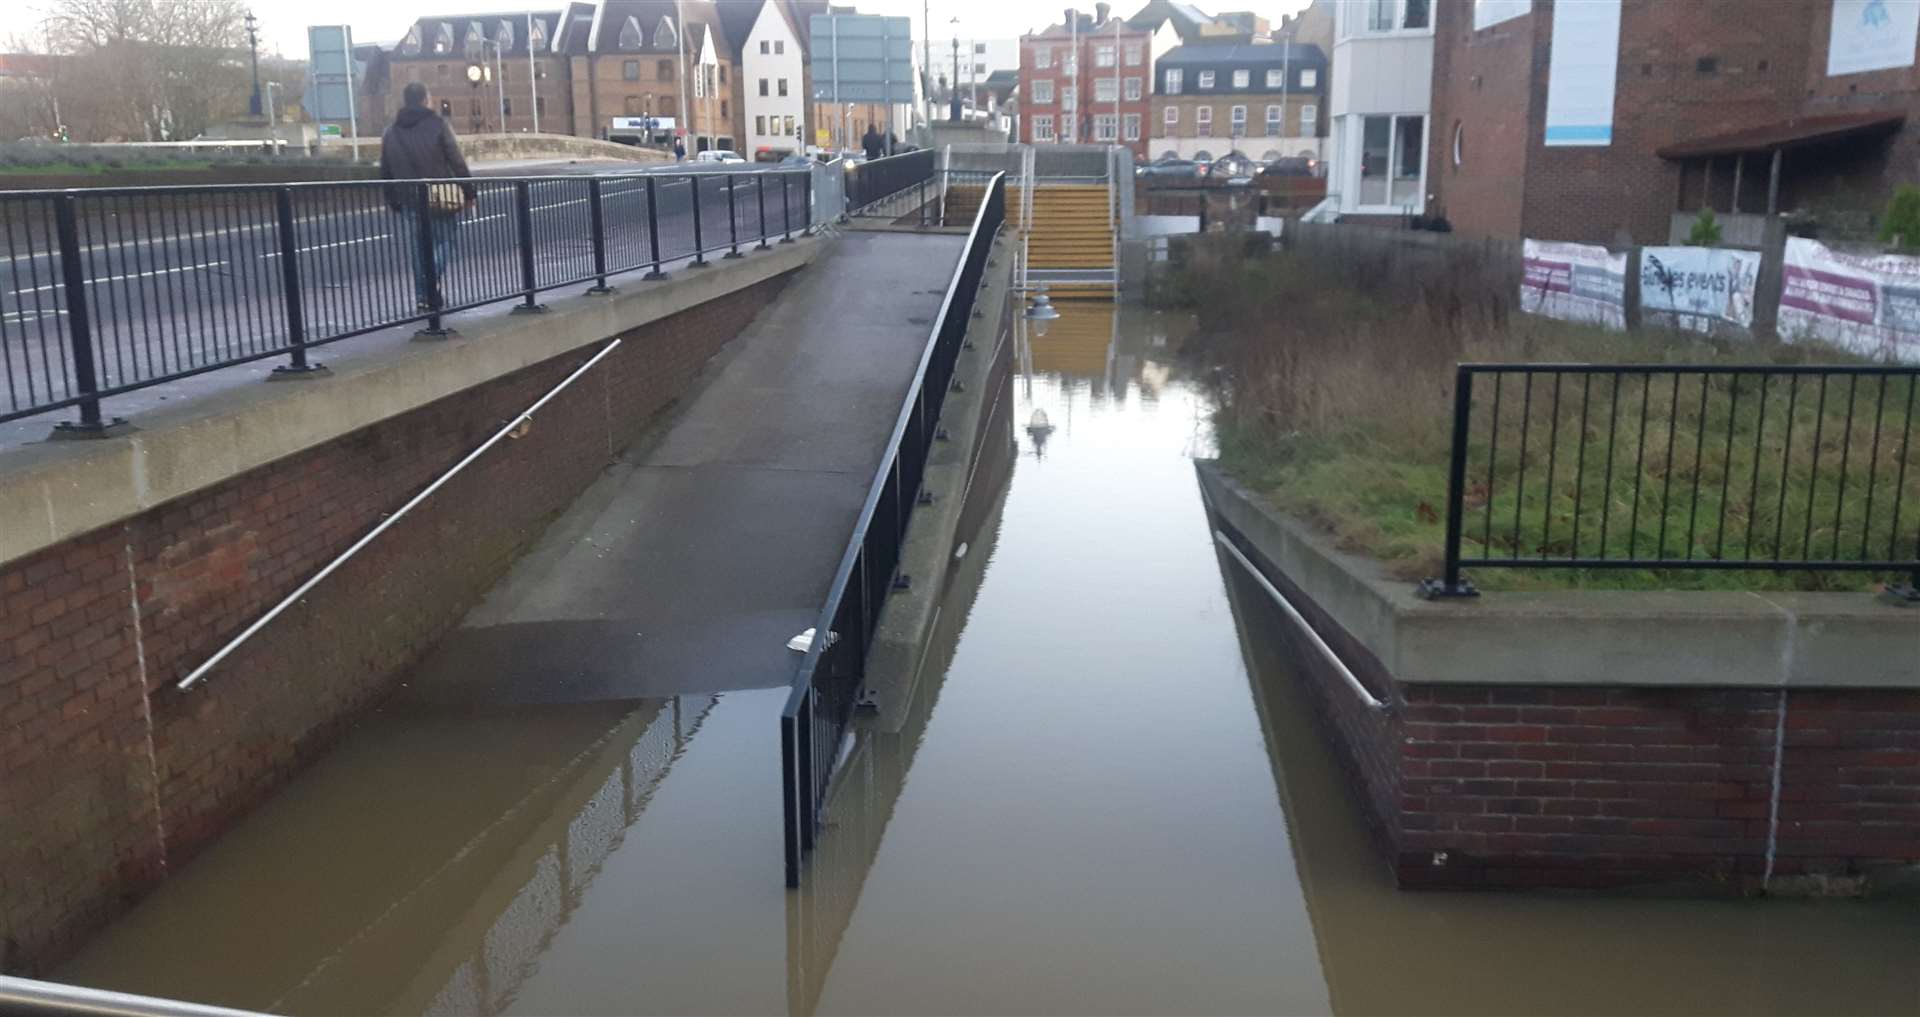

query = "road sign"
[808, 14, 915, 104]
[305, 25, 361, 158]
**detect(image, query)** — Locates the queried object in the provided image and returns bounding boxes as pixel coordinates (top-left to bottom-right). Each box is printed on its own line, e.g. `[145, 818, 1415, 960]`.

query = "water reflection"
[54, 297, 1920, 1017]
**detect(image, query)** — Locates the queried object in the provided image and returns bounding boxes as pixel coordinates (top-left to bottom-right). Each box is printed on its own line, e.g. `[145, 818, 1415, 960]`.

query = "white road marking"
[262, 235, 392, 259]
[8, 260, 227, 296]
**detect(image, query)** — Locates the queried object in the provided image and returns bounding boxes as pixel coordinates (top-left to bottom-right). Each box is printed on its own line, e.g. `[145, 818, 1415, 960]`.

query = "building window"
[718, 66, 726, 84]
[1163, 105, 1178, 126]
[1095, 77, 1117, 102]
[1094, 113, 1118, 141]
[775, 40, 784, 54]
[1124, 77, 1142, 100]
[1300, 68, 1318, 88]
[619, 15, 643, 49]
[1232, 69, 1249, 88]
[434, 23, 453, 52]
[624, 60, 641, 81]
[1197, 70, 1215, 89]
[1265, 68, 1282, 88]
[1230, 104, 1246, 134]
[503, 97, 513, 116]
[784, 114, 796, 134]
[1095, 44, 1115, 68]
[975, 63, 987, 74]
[1123, 112, 1140, 141]
[1357, 113, 1424, 206]
[778, 78, 788, 96]
[537, 97, 546, 114]
[975, 42, 986, 54]
[1164, 68, 1182, 94]
[760, 40, 771, 54]
[1124, 43, 1143, 65]
[1033, 80, 1054, 103]
[721, 99, 728, 118]
[759, 77, 769, 96]
[437, 63, 449, 79]
[1033, 114, 1055, 140]
[1061, 88, 1075, 110]
[654, 18, 676, 49]
[1196, 105, 1212, 137]
[756, 115, 767, 134]
[1358, 0, 1429, 34]
[1265, 104, 1281, 135]
[1301, 103, 1317, 135]
[1035, 46, 1052, 69]
[658, 59, 674, 80]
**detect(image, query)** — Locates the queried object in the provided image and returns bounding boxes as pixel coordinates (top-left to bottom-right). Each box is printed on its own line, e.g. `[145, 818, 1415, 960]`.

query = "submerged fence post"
[1421, 365, 1480, 599]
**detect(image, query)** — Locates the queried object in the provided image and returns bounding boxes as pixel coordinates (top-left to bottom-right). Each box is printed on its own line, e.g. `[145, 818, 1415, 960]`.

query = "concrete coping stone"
[1196, 462, 1918, 690]
[0, 237, 822, 569]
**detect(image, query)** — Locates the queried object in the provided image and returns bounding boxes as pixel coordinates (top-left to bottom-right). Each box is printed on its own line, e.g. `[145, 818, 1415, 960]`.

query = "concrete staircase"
[1011, 184, 1117, 300]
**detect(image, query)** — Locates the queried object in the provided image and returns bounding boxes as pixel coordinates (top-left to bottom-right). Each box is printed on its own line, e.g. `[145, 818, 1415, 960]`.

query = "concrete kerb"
[0, 236, 825, 570]
[1196, 463, 1920, 691]
[860, 233, 1015, 731]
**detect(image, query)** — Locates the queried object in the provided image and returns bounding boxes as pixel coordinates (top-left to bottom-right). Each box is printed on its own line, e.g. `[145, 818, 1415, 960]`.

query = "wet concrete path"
[57, 303, 1920, 1015]
[404, 230, 966, 704]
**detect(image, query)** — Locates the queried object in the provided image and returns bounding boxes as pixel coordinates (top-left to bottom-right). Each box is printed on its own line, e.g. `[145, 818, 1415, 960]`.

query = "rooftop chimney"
[1095, 2, 1111, 24]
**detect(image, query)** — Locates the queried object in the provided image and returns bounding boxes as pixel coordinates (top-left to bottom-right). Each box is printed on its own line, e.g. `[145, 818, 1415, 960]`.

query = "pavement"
[400, 229, 968, 704]
[0, 165, 816, 448]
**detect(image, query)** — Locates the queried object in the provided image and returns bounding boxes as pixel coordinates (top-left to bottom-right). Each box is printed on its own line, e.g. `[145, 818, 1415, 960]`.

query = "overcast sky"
[4, 0, 1309, 58]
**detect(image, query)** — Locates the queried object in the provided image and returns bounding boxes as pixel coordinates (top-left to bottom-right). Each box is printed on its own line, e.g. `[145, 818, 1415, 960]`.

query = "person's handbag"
[427, 182, 467, 214]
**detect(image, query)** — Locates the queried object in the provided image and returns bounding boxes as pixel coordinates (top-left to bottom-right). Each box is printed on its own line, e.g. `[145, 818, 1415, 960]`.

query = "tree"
[1877, 185, 1920, 251]
[40, 0, 251, 141]
[1686, 207, 1722, 247]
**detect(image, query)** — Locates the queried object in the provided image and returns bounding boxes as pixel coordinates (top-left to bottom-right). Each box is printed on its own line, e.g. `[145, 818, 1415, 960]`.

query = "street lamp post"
[244, 9, 263, 117]
[466, 63, 485, 134]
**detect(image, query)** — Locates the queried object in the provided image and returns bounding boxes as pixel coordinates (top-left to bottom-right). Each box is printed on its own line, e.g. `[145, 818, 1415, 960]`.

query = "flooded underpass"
[57, 302, 1920, 1016]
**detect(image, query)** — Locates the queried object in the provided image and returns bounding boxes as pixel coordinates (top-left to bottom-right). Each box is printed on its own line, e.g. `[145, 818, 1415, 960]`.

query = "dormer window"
[433, 22, 454, 53]
[496, 19, 513, 49]
[464, 21, 485, 57]
[401, 24, 423, 54]
[619, 15, 643, 49]
[654, 17, 677, 50]
[529, 16, 548, 51]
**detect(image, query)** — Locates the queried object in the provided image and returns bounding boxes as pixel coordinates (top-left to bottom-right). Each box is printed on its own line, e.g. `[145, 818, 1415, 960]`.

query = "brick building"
[376, 7, 591, 137]
[574, 0, 742, 152]
[1428, 0, 1920, 245]
[1019, 4, 1155, 158]
[1150, 42, 1328, 161]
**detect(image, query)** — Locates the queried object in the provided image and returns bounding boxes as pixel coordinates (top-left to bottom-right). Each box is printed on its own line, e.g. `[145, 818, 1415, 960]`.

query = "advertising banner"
[1827, 0, 1920, 76]
[1639, 246, 1761, 333]
[1520, 239, 1627, 330]
[1779, 236, 1920, 362]
[1544, 0, 1620, 145]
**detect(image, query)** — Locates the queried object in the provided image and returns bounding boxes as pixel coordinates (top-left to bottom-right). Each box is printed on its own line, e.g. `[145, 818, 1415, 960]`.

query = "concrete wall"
[0, 246, 810, 975]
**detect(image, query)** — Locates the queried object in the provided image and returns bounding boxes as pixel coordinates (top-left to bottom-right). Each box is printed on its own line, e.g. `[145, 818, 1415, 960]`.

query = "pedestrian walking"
[380, 81, 476, 311]
[862, 123, 884, 162]
[674, 137, 687, 162]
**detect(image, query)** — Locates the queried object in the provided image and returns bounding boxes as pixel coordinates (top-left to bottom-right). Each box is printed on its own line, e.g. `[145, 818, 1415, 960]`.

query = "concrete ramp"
[403, 231, 967, 704]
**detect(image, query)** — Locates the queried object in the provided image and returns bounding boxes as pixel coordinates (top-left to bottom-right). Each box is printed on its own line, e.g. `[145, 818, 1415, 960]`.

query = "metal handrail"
[175, 338, 624, 690]
[1214, 529, 1386, 711]
[0, 975, 259, 1017]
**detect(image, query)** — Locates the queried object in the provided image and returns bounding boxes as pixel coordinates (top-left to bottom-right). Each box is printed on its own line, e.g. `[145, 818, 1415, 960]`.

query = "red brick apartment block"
[1429, 0, 1919, 245]
[0, 274, 785, 975]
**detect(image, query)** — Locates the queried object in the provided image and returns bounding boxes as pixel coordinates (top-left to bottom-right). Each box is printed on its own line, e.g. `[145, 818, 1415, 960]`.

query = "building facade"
[377, 7, 589, 137]
[553, 0, 739, 151]
[1018, 4, 1154, 158]
[740, 1, 809, 157]
[1149, 42, 1328, 161]
[1327, 0, 1434, 218]
[1427, 0, 1920, 245]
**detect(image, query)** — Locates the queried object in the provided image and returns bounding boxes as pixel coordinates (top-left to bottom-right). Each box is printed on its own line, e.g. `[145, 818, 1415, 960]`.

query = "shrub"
[1686, 207, 1722, 247]
[1877, 184, 1920, 250]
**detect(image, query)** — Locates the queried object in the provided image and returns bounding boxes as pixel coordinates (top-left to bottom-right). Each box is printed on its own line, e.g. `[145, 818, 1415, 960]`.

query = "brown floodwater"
[57, 302, 1920, 1016]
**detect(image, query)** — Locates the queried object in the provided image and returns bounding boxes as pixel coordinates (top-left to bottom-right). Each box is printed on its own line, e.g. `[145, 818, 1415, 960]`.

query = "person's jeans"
[401, 210, 461, 308]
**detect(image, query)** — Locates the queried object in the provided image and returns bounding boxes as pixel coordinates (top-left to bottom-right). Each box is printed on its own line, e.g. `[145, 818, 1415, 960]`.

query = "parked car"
[1138, 155, 1201, 180]
[695, 149, 746, 164]
[1257, 156, 1321, 179]
[1204, 151, 1257, 185]
[778, 153, 815, 168]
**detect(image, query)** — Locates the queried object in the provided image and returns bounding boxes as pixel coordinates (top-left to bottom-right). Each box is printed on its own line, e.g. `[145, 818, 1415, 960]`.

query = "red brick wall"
[1432, 0, 1826, 244]
[1426, 0, 1538, 239]
[0, 273, 787, 975]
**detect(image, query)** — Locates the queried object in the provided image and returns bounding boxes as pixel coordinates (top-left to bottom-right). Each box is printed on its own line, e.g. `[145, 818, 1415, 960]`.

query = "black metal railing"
[1424, 363, 1920, 597]
[0, 169, 813, 431]
[844, 150, 935, 216]
[781, 171, 1006, 887]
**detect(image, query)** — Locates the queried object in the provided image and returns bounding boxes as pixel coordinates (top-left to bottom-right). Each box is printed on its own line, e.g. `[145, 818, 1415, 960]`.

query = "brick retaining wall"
[1204, 465, 1920, 897]
[0, 273, 787, 974]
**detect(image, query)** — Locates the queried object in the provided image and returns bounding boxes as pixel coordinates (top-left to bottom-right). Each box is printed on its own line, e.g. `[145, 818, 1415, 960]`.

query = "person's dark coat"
[862, 126, 884, 161]
[379, 105, 476, 211]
